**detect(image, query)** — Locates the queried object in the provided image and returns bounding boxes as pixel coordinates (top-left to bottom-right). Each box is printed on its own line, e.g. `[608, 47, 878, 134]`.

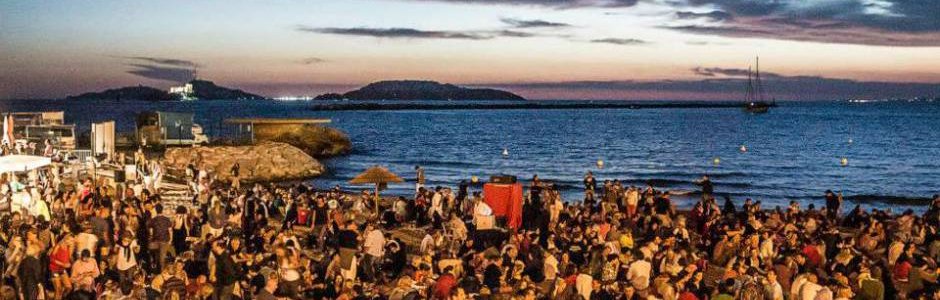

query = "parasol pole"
[374, 183, 380, 216]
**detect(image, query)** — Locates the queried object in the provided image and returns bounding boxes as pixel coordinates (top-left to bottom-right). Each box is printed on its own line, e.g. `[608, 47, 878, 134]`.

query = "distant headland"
[66, 79, 265, 101]
[314, 80, 526, 101]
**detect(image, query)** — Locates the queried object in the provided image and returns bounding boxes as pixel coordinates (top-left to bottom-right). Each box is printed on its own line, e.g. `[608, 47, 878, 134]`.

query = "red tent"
[482, 183, 523, 230]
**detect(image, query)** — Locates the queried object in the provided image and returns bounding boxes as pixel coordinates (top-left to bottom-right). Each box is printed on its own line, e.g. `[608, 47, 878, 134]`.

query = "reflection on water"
[2, 99, 938, 211]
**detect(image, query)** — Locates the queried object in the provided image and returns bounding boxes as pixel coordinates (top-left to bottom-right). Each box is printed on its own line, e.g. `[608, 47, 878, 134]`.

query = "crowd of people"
[1, 150, 940, 300]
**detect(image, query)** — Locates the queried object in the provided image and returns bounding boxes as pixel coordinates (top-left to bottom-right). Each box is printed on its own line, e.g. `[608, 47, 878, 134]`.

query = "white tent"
[0, 155, 52, 173]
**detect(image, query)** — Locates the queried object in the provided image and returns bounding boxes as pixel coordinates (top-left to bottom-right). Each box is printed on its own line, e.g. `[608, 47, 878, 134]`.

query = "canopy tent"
[483, 182, 523, 230]
[349, 166, 404, 215]
[0, 155, 52, 173]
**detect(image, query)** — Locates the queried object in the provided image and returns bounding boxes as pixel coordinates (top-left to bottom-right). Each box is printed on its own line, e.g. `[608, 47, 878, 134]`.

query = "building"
[136, 111, 208, 146]
[169, 83, 196, 101]
[8, 112, 76, 149]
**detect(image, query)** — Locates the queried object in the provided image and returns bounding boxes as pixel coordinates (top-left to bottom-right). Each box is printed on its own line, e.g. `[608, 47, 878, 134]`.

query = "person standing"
[337, 221, 360, 280]
[362, 223, 385, 282]
[430, 187, 444, 227]
[254, 272, 278, 300]
[230, 163, 240, 190]
[212, 240, 240, 300]
[114, 232, 140, 288]
[696, 175, 713, 199]
[584, 171, 597, 203]
[18, 245, 44, 300]
[148, 204, 173, 272]
[415, 165, 426, 193]
[457, 180, 469, 208]
[824, 190, 841, 218]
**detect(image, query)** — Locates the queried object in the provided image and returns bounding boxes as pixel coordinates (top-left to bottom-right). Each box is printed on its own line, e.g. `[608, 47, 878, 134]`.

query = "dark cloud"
[669, 0, 940, 46]
[494, 30, 539, 38]
[675, 10, 733, 21]
[590, 38, 647, 45]
[410, 0, 639, 8]
[298, 25, 550, 40]
[300, 57, 327, 65]
[300, 26, 491, 40]
[126, 64, 193, 83]
[665, 22, 940, 46]
[685, 40, 729, 46]
[124, 56, 197, 67]
[691, 67, 780, 78]
[485, 70, 940, 100]
[500, 18, 572, 28]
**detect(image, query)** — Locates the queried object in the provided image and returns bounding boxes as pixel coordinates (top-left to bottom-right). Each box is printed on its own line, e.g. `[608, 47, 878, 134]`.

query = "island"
[314, 80, 525, 101]
[66, 85, 179, 101]
[66, 79, 265, 101]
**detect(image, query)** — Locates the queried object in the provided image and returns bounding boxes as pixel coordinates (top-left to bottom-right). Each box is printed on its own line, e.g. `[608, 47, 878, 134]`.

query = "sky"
[1, 0, 938, 100]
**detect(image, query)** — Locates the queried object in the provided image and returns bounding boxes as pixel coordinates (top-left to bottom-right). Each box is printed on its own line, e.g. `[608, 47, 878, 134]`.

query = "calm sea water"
[2, 99, 938, 211]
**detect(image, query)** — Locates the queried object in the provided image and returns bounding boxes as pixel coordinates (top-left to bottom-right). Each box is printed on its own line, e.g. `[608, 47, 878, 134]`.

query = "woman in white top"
[113, 233, 140, 286]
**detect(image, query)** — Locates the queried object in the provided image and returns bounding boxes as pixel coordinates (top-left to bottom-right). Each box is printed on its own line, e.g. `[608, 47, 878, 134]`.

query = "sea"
[2, 99, 938, 212]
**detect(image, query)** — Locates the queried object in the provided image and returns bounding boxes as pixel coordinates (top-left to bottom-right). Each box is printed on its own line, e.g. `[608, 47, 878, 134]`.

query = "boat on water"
[744, 57, 776, 113]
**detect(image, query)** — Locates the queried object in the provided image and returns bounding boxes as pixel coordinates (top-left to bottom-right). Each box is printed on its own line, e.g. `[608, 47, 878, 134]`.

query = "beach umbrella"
[349, 165, 404, 215]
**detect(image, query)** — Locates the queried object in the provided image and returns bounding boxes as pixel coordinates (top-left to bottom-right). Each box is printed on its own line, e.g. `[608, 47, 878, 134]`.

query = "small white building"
[169, 83, 196, 100]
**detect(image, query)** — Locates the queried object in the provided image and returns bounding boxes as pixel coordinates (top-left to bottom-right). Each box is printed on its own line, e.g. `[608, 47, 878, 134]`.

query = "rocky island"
[314, 80, 525, 101]
[66, 85, 180, 101]
[66, 79, 265, 101]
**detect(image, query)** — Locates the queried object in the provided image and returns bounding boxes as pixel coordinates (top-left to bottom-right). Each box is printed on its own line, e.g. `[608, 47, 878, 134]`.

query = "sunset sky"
[1, 0, 938, 100]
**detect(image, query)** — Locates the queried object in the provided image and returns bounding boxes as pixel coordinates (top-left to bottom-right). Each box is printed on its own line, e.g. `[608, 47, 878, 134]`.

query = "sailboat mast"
[745, 66, 754, 103]
[756, 56, 766, 102]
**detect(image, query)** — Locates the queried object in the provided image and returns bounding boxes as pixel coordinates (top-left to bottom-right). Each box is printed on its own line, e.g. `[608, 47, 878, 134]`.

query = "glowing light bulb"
[841, 157, 848, 166]
[713, 157, 721, 165]
[596, 160, 604, 169]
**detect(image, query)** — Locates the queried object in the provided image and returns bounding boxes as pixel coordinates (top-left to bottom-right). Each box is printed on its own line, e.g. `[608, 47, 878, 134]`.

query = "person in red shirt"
[432, 266, 458, 299]
[893, 256, 912, 283]
[802, 242, 822, 269]
[49, 235, 74, 299]
[679, 291, 700, 300]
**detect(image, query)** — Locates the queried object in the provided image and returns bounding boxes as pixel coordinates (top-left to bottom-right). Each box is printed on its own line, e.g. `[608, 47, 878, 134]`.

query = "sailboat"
[744, 57, 776, 113]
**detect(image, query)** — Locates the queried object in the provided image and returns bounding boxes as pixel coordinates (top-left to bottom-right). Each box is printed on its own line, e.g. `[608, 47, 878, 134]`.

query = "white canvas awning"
[0, 155, 52, 173]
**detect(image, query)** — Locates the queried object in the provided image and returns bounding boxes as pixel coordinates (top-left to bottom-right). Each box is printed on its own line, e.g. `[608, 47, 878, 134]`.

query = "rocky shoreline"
[163, 142, 325, 182]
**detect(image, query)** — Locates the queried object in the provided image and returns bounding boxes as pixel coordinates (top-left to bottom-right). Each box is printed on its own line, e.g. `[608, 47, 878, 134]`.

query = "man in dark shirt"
[697, 175, 714, 198]
[337, 221, 359, 273]
[213, 241, 240, 300]
[824, 190, 842, 218]
[311, 197, 329, 250]
[254, 272, 278, 300]
[17, 246, 43, 300]
[149, 204, 173, 272]
[89, 207, 112, 247]
[483, 260, 503, 291]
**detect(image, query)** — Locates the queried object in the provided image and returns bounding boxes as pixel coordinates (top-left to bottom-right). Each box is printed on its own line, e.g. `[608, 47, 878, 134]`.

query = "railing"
[68, 149, 94, 162]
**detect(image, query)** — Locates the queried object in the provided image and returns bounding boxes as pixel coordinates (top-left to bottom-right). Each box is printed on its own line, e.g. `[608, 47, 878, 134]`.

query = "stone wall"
[163, 142, 324, 182]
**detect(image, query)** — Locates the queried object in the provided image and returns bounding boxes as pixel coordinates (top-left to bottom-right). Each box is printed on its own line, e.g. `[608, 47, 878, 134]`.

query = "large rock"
[252, 124, 352, 158]
[163, 142, 324, 182]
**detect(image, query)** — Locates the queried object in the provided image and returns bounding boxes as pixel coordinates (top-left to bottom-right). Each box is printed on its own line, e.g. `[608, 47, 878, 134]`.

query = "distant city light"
[273, 96, 315, 101]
